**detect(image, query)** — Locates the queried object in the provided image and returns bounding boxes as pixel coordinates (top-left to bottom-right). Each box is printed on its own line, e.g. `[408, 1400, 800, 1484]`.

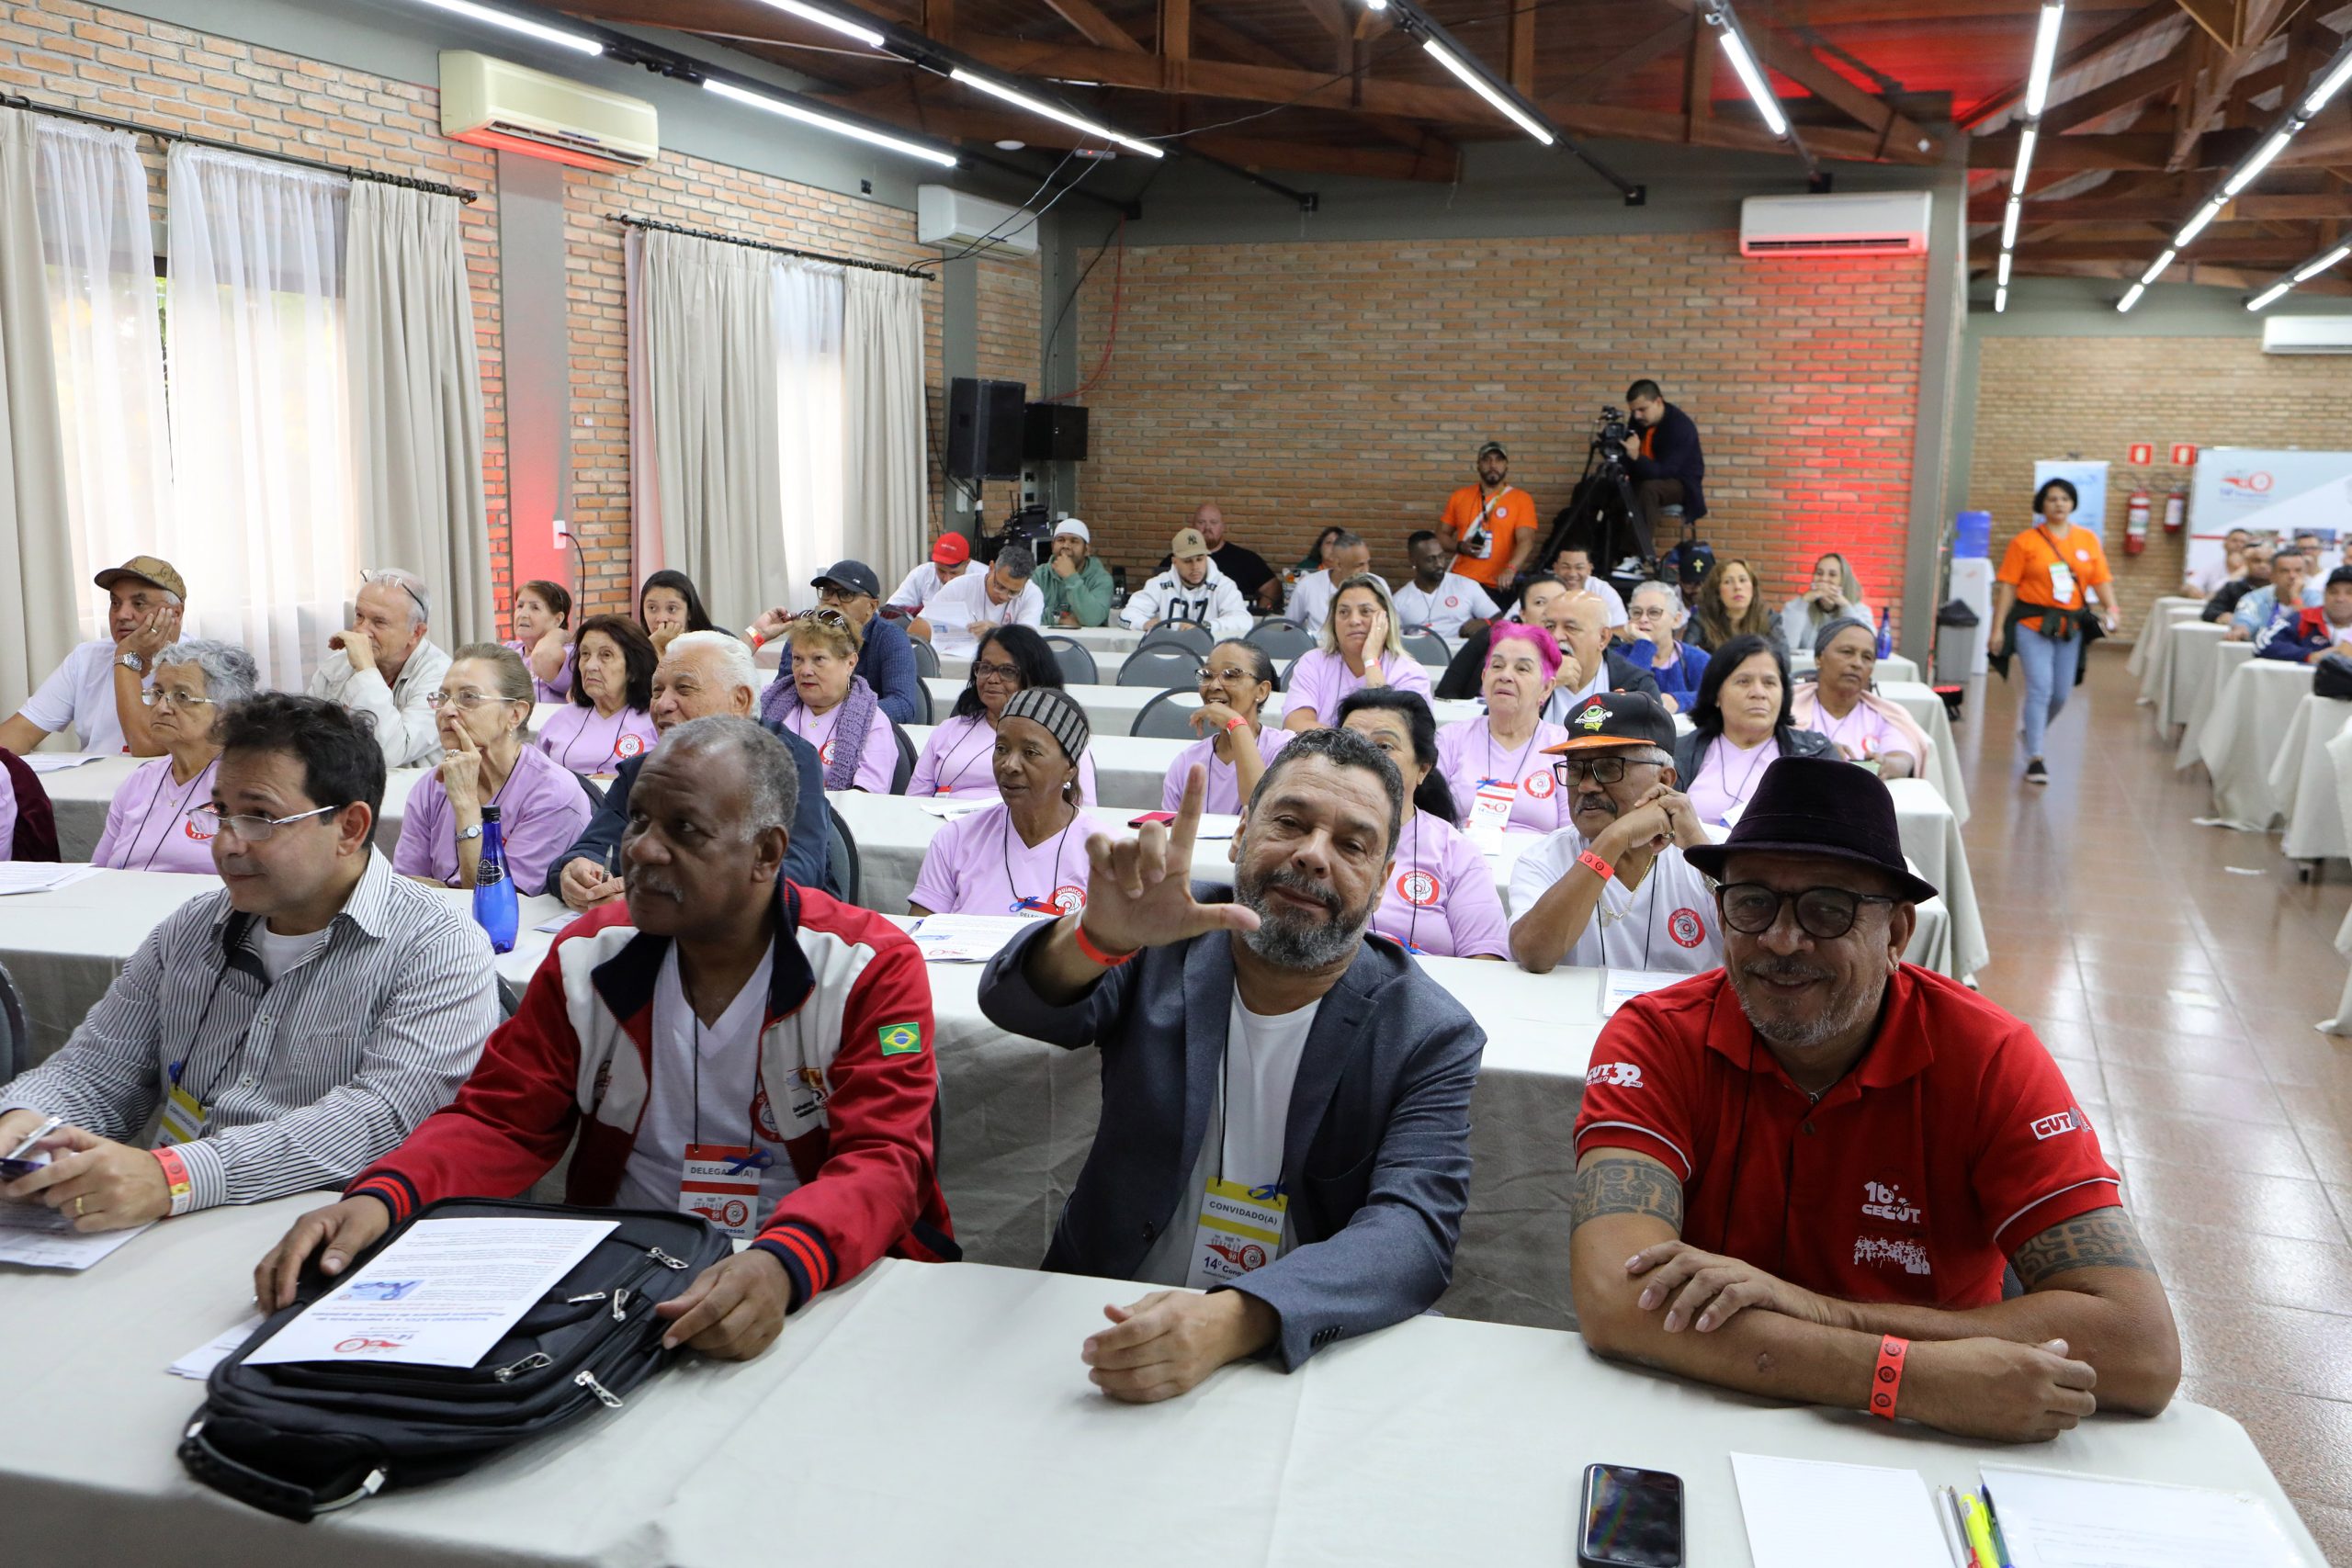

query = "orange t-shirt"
[1997, 523, 2110, 612]
[1442, 484, 1539, 588]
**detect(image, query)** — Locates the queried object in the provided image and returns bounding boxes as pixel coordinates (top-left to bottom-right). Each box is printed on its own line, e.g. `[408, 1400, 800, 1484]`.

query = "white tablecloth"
[43, 760, 435, 865]
[926, 678, 1486, 738]
[943, 647, 1454, 689]
[2196, 658, 2314, 828]
[2274, 693, 2352, 860]
[2132, 597, 2206, 703]
[0, 1203, 2320, 1568]
[2165, 623, 2236, 757]
[1875, 680, 1970, 826]
[2177, 638, 2256, 771]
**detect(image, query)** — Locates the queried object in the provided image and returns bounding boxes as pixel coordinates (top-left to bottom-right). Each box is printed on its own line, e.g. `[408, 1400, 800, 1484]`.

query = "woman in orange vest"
[1989, 479, 2120, 785]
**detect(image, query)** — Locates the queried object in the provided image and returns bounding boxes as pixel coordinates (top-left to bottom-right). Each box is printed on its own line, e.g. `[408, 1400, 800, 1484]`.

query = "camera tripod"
[1531, 442, 1651, 592]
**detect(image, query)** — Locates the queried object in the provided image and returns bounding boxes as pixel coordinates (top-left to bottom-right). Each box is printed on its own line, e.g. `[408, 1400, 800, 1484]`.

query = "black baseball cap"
[1477, 441, 1509, 460]
[810, 560, 881, 599]
[1543, 691, 1678, 754]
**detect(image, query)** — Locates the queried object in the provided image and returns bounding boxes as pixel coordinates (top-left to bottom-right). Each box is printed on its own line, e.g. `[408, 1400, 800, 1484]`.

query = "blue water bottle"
[1875, 606, 1894, 660]
[472, 804, 518, 954]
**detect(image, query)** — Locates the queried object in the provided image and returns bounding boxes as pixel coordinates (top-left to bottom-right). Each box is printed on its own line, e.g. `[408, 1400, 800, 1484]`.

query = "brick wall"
[1967, 334, 2352, 637]
[0, 1, 1037, 627]
[1072, 231, 1928, 632]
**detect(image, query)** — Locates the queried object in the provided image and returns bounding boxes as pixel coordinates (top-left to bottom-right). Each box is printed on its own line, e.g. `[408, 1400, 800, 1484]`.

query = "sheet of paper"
[1603, 968, 1691, 1015]
[534, 911, 574, 934]
[245, 1216, 617, 1370]
[1732, 1453, 1951, 1568]
[911, 797, 994, 819]
[1189, 812, 1239, 841]
[0, 1218, 151, 1269]
[170, 1315, 265, 1380]
[23, 753, 103, 773]
[0, 863, 101, 896]
[1982, 1464, 2305, 1568]
[910, 913, 1046, 962]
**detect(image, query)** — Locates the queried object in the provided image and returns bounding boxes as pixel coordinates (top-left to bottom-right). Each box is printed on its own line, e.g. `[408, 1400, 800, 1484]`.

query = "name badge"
[2047, 560, 2076, 603]
[157, 1080, 205, 1146]
[1184, 1178, 1288, 1292]
[678, 1142, 768, 1239]
[1467, 779, 1516, 852]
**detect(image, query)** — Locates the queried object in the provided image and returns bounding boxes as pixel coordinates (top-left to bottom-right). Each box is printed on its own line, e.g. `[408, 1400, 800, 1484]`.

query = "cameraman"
[1621, 378, 1706, 566]
[1440, 440, 1540, 592]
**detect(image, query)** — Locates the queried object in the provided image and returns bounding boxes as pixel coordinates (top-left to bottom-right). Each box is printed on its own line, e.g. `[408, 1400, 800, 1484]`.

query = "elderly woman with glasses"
[907, 625, 1099, 803]
[90, 639, 259, 874]
[394, 643, 593, 896]
[1624, 579, 1709, 714]
[1161, 638, 1288, 814]
[757, 609, 897, 793]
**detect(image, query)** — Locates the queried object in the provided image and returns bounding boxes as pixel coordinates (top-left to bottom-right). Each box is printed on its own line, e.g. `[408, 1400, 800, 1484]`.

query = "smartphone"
[0, 1155, 48, 1180]
[1577, 1463, 1683, 1568]
[1127, 811, 1177, 828]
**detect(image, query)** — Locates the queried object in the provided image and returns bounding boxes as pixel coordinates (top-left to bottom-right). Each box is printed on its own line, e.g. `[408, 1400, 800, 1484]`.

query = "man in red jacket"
[254, 716, 954, 1359]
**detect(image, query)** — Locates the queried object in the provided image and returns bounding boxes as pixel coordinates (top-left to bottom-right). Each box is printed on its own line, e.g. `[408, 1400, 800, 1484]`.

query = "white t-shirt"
[1393, 574, 1501, 637]
[251, 923, 333, 983]
[888, 561, 955, 612]
[1541, 663, 1610, 727]
[17, 639, 147, 754]
[1136, 989, 1319, 1288]
[1284, 570, 1392, 635]
[2184, 558, 2233, 598]
[1507, 826, 1723, 976]
[1561, 578, 1629, 629]
[921, 571, 1045, 658]
[616, 946, 799, 1217]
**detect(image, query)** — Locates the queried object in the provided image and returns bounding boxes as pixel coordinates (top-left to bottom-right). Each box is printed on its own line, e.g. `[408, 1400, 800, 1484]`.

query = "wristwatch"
[118, 652, 146, 674]
[455, 824, 485, 843]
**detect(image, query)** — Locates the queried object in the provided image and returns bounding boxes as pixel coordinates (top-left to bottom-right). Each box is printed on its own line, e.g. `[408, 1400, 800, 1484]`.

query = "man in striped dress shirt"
[0, 695, 501, 1232]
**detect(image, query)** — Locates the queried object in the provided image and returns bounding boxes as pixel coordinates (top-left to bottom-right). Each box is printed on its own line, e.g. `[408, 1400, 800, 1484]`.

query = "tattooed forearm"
[1571, 1156, 1685, 1232]
[2010, 1207, 2154, 1287]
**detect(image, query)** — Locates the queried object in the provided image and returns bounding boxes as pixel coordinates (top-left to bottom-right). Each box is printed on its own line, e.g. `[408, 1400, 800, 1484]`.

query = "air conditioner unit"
[1739, 190, 1932, 257]
[918, 185, 1039, 256]
[2262, 315, 2352, 354]
[440, 51, 657, 172]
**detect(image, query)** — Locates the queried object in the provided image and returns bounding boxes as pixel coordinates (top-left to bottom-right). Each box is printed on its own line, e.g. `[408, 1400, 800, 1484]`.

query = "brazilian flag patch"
[877, 1021, 923, 1056]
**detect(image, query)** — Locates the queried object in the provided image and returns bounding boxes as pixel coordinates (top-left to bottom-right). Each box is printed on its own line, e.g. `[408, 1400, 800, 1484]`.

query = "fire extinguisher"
[2125, 488, 2150, 555]
[2163, 487, 2187, 533]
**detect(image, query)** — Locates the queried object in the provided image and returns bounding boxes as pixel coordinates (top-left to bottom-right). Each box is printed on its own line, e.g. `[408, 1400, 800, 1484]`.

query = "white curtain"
[774, 258, 843, 614]
[31, 118, 176, 648]
[166, 144, 356, 691]
[345, 180, 492, 648]
[842, 267, 927, 595]
[0, 107, 78, 707]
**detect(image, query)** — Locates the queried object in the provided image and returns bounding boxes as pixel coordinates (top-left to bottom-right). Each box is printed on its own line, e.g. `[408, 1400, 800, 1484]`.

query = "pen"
[1980, 1486, 2017, 1568]
[1958, 1491, 2000, 1568]
[3, 1115, 63, 1162]
[1935, 1486, 1969, 1568]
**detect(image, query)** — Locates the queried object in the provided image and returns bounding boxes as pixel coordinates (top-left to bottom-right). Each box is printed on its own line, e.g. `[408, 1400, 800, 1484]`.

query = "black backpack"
[2316, 651, 2352, 701]
[180, 1197, 729, 1521]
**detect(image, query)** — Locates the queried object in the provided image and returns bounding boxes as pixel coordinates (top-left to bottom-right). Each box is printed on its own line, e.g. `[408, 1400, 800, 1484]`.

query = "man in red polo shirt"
[1570, 757, 2179, 1442]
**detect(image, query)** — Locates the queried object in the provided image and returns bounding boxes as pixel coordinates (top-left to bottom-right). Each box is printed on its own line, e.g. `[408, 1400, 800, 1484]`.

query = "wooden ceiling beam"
[1555, 17, 1690, 99]
[1969, 190, 2352, 221]
[1039, 0, 1145, 52]
[1971, 126, 2259, 169]
[1508, 0, 1536, 97]
[2036, 56, 2183, 136]
[1755, 31, 1942, 158]
[2168, 0, 2297, 169]
[1959, 3, 2178, 129]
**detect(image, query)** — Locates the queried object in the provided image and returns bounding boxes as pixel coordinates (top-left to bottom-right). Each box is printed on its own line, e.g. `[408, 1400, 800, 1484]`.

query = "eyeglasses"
[797, 607, 854, 631]
[1717, 883, 1898, 941]
[188, 803, 341, 843]
[1551, 754, 1663, 786]
[1196, 664, 1259, 686]
[361, 569, 429, 623]
[426, 690, 513, 710]
[971, 660, 1021, 682]
[139, 687, 214, 708]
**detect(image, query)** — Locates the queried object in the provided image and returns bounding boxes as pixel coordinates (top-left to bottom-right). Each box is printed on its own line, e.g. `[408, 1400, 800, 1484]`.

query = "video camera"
[1592, 405, 1634, 466]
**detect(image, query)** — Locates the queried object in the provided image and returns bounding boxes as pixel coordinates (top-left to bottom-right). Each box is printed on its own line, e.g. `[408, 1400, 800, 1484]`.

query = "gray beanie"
[1814, 616, 1873, 660]
[1001, 685, 1090, 762]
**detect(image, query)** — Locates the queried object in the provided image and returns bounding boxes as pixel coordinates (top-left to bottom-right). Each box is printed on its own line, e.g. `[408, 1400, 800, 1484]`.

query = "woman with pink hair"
[1433, 621, 1576, 842]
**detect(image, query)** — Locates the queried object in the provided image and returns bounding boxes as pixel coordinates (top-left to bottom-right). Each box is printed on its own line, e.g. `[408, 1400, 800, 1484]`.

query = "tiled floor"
[1962, 645, 2352, 1562]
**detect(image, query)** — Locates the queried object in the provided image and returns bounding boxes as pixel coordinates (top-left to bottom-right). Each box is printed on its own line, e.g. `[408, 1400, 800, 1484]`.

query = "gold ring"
[73, 1196, 85, 1217]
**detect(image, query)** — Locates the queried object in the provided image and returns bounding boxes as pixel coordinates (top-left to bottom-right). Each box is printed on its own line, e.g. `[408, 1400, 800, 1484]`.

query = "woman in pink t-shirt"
[395, 643, 595, 896]
[91, 638, 257, 874]
[760, 610, 897, 793]
[1282, 574, 1432, 731]
[907, 625, 1098, 804]
[1433, 622, 1573, 840]
[1335, 687, 1507, 959]
[1788, 617, 1924, 780]
[537, 615, 659, 776]
[503, 578, 574, 704]
[910, 686, 1107, 917]
[1161, 638, 1290, 814]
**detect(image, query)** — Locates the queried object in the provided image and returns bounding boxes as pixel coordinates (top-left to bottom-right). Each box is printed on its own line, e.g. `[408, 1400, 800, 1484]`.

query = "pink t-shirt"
[537, 704, 658, 775]
[1161, 725, 1290, 814]
[909, 712, 1100, 805]
[393, 742, 597, 897]
[89, 755, 220, 874]
[1279, 649, 1434, 726]
[908, 801, 1114, 916]
[1368, 810, 1508, 958]
[780, 701, 898, 793]
[1686, 735, 1781, 828]
[504, 637, 574, 705]
[1792, 690, 1916, 767]
[1432, 716, 1572, 837]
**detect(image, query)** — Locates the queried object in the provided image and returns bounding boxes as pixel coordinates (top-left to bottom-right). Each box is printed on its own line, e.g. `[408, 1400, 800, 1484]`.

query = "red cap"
[932, 533, 971, 566]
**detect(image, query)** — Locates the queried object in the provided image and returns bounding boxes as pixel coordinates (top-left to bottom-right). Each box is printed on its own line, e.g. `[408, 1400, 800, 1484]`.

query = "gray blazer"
[978, 909, 1485, 1371]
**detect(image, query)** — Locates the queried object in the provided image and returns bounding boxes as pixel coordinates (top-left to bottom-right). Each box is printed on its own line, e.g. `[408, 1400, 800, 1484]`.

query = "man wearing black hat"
[1566, 757, 2180, 1443]
[1507, 693, 1718, 976]
[1439, 442, 1539, 594]
[749, 560, 921, 725]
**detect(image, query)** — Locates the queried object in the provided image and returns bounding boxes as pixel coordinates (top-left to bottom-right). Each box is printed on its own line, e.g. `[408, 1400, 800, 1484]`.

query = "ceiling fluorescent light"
[2023, 4, 2065, 119]
[409, 0, 603, 53]
[2140, 248, 2175, 285]
[704, 78, 958, 166]
[2300, 51, 2352, 117]
[2174, 198, 2223, 247]
[2117, 281, 2145, 312]
[1421, 37, 1555, 145]
[750, 0, 887, 50]
[2247, 281, 2292, 310]
[2294, 243, 2352, 283]
[2012, 127, 2037, 193]
[1716, 26, 1788, 138]
[2001, 197, 2021, 250]
[948, 67, 1164, 158]
[2222, 129, 2295, 197]
[1996, 251, 2013, 286]
[1995, 285, 2008, 313]
[1364, 0, 1390, 9]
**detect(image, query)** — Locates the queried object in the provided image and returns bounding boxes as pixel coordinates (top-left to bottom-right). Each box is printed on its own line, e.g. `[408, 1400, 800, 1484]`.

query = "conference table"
[2165, 623, 2241, 758]
[2196, 658, 2316, 829]
[0, 1198, 2320, 1568]
[2177, 637, 2256, 771]
[2132, 595, 2208, 707]
[923, 678, 1487, 737]
[2276, 693, 2352, 863]
[41, 760, 441, 865]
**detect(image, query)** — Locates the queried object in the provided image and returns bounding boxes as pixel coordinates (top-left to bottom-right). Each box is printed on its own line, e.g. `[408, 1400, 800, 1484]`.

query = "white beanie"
[1053, 517, 1091, 544]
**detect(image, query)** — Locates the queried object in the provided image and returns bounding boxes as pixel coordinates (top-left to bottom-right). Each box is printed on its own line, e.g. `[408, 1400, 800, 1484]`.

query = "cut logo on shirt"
[1860, 1179, 1922, 1224]
[1524, 770, 1556, 799]
[616, 732, 646, 758]
[2030, 1109, 2080, 1141]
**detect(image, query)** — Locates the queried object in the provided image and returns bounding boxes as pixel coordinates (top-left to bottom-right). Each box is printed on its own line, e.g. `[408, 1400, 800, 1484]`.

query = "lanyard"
[127, 758, 210, 871]
[934, 717, 994, 794]
[1480, 719, 1541, 793]
[558, 706, 629, 772]
[1001, 806, 1079, 913]
[1712, 738, 1774, 816]
[1594, 851, 1662, 972]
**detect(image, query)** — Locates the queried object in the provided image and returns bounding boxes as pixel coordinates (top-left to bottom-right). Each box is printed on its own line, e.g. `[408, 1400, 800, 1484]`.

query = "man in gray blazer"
[978, 728, 1487, 1403]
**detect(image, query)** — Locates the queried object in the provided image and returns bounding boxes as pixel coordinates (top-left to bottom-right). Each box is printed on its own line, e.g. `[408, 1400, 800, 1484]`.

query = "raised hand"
[1073, 764, 1261, 958]
[750, 606, 793, 642]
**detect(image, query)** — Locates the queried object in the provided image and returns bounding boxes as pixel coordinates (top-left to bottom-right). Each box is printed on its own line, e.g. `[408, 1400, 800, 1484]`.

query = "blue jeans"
[2014, 620, 2081, 758]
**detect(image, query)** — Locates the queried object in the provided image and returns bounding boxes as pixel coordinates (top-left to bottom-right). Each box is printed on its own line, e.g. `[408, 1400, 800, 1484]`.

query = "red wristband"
[1069, 918, 1136, 969]
[1224, 716, 1249, 734]
[1577, 849, 1615, 882]
[153, 1145, 194, 1218]
[1869, 1334, 1909, 1419]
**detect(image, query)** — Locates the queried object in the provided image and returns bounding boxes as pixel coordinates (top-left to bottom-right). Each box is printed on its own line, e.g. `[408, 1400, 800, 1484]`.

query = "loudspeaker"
[1023, 401, 1089, 462]
[947, 377, 1025, 479]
